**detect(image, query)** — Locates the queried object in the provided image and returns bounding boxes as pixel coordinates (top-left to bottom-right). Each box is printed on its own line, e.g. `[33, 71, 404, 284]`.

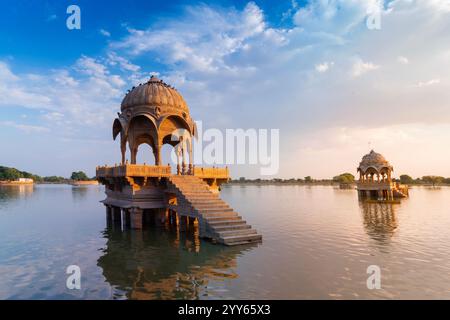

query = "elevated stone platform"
[96, 164, 262, 246]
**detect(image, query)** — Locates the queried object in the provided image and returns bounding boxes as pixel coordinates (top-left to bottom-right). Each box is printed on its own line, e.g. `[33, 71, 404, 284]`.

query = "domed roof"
[358, 150, 393, 173]
[121, 75, 189, 114]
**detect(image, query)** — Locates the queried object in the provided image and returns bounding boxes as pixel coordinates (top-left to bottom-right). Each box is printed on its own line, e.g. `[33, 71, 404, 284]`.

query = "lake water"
[1, 184, 450, 299]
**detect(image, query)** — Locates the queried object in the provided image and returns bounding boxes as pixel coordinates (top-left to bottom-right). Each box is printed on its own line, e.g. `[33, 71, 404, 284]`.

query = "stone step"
[206, 217, 244, 224]
[196, 207, 234, 213]
[216, 229, 258, 237]
[191, 203, 231, 209]
[203, 215, 239, 221]
[184, 195, 221, 200]
[187, 199, 228, 205]
[202, 211, 238, 217]
[212, 224, 251, 232]
[180, 201, 229, 209]
[180, 191, 218, 196]
[220, 234, 262, 245]
[178, 189, 211, 193]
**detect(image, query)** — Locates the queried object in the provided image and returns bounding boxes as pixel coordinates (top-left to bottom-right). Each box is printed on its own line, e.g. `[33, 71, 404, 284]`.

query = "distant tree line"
[0, 166, 95, 183]
[398, 175, 450, 187]
[232, 173, 450, 186]
[232, 176, 335, 185]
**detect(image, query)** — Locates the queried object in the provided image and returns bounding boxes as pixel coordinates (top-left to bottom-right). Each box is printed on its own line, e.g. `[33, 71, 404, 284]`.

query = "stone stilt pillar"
[197, 217, 207, 238]
[178, 214, 187, 232]
[111, 206, 122, 229]
[365, 190, 371, 199]
[154, 208, 166, 226]
[378, 190, 383, 200]
[112, 206, 121, 221]
[122, 209, 130, 228]
[105, 205, 112, 225]
[164, 209, 170, 225]
[130, 207, 143, 229]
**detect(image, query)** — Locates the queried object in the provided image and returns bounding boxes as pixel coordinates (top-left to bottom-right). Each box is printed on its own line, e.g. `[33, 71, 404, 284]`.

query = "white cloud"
[397, 56, 409, 64]
[1, 121, 50, 133]
[106, 52, 140, 72]
[0, 58, 132, 136]
[414, 78, 441, 87]
[112, 2, 285, 73]
[315, 61, 334, 73]
[351, 59, 380, 77]
[99, 29, 111, 37]
[293, 0, 377, 35]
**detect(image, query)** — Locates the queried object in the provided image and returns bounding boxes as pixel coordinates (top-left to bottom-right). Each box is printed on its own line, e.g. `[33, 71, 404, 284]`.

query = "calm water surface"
[1, 184, 450, 299]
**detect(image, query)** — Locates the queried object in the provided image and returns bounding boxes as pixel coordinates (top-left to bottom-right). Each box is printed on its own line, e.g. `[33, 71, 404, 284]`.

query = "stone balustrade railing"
[193, 166, 229, 179]
[357, 180, 394, 188]
[96, 164, 171, 178]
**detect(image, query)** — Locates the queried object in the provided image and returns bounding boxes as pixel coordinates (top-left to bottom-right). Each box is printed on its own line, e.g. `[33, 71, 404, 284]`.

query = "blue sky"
[1, 0, 450, 178]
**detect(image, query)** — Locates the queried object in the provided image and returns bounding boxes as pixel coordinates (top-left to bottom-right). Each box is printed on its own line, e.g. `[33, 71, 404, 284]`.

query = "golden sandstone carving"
[96, 76, 262, 246]
[356, 150, 409, 201]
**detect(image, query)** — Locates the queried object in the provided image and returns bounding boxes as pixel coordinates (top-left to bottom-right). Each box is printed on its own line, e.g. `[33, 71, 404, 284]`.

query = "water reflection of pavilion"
[359, 202, 398, 243]
[97, 226, 256, 299]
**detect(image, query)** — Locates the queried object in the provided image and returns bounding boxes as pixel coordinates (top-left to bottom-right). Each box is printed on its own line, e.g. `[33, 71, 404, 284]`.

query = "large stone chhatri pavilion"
[96, 75, 262, 246]
[356, 150, 409, 200]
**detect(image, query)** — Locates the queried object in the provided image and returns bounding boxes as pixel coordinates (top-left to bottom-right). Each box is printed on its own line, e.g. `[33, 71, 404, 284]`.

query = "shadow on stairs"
[167, 175, 262, 246]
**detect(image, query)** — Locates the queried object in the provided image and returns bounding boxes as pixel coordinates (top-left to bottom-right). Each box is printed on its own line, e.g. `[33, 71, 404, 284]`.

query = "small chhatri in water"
[356, 150, 409, 201]
[96, 75, 261, 246]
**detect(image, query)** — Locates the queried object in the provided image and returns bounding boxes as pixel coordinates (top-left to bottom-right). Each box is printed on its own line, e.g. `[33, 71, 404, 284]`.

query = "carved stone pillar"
[131, 147, 137, 164]
[155, 143, 162, 166]
[188, 138, 193, 175]
[120, 137, 126, 165]
[176, 146, 181, 175]
[181, 143, 186, 175]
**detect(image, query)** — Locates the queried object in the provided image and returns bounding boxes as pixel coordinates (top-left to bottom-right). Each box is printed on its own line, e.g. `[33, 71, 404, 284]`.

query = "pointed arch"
[127, 114, 159, 164]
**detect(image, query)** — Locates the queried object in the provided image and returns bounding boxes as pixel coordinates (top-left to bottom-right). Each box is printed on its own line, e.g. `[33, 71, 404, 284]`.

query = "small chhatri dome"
[357, 150, 393, 173]
[113, 75, 197, 166]
[121, 75, 189, 114]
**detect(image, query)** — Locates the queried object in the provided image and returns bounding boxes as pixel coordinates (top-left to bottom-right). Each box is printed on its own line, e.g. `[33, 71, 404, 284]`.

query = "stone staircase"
[393, 189, 408, 198]
[167, 175, 262, 246]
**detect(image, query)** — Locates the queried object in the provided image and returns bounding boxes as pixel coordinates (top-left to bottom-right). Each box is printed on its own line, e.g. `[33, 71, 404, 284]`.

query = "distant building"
[0, 177, 34, 185]
[356, 150, 408, 200]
